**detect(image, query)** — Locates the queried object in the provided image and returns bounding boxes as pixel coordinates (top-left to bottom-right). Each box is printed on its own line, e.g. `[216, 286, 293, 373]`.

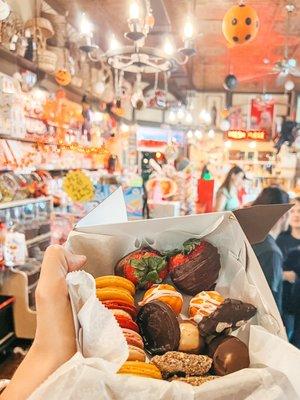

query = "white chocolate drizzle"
[138, 288, 182, 306]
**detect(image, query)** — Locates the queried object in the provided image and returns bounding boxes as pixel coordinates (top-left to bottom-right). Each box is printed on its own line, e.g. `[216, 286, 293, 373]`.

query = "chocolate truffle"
[137, 300, 180, 355]
[198, 298, 257, 337]
[208, 335, 250, 376]
[178, 320, 205, 354]
[170, 241, 221, 295]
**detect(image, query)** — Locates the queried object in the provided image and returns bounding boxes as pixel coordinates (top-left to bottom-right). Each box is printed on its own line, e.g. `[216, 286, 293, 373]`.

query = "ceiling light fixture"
[104, 0, 194, 75]
[79, 13, 99, 54]
[180, 17, 196, 57]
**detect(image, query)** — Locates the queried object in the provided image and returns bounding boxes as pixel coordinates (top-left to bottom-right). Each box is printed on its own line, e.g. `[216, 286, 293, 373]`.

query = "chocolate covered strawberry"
[168, 239, 207, 271]
[115, 248, 168, 289]
[167, 238, 221, 296]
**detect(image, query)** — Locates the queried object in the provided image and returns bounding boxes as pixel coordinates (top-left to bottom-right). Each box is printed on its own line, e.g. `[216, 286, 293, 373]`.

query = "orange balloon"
[222, 3, 259, 45]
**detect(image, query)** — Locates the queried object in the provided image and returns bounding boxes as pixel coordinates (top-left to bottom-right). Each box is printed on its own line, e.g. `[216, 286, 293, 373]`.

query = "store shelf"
[229, 160, 275, 165]
[0, 46, 101, 104]
[26, 232, 51, 246]
[0, 196, 52, 210]
[0, 134, 55, 145]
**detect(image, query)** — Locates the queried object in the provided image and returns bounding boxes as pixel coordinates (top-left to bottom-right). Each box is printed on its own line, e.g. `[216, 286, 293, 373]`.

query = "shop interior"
[0, 0, 299, 390]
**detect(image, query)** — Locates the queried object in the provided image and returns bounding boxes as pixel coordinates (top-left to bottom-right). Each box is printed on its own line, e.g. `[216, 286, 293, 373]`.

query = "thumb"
[65, 252, 87, 272]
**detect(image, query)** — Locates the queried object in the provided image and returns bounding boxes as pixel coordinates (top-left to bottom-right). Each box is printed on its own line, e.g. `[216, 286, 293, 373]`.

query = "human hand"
[1, 245, 86, 400]
[283, 270, 297, 283]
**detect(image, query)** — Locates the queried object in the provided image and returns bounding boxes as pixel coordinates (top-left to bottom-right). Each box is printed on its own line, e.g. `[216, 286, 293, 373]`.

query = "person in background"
[215, 166, 245, 211]
[277, 197, 300, 347]
[252, 187, 290, 313]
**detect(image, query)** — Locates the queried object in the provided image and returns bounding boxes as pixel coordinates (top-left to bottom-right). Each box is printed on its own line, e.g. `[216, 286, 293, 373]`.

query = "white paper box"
[29, 188, 300, 400]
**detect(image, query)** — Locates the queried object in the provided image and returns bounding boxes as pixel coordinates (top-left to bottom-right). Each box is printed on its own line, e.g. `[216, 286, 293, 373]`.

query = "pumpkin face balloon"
[222, 3, 259, 45]
[55, 69, 72, 86]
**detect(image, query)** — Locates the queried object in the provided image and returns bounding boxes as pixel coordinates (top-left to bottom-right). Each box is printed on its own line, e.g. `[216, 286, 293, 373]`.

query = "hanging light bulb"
[185, 112, 193, 125]
[224, 140, 232, 148]
[91, 111, 104, 123]
[80, 13, 93, 36]
[187, 130, 193, 139]
[248, 141, 257, 149]
[184, 19, 194, 40]
[194, 129, 203, 139]
[177, 107, 185, 121]
[120, 123, 130, 133]
[285, 80, 295, 91]
[220, 119, 231, 132]
[180, 16, 196, 57]
[168, 110, 176, 123]
[164, 37, 175, 56]
[129, 1, 140, 20]
[208, 129, 215, 138]
[110, 35, 121, 51]
[199, 109, 211, 125]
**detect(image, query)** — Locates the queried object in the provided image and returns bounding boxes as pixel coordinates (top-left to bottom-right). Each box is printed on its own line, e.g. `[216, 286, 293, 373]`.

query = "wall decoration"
[203, 93, 226, 128]
[250, 98, 274, 140]
[63, 170, 94, 202]
[55, 68, 72, 86]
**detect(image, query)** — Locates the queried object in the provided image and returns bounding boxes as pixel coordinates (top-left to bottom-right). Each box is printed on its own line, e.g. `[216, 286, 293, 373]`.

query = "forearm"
[0, 343, 67, 400]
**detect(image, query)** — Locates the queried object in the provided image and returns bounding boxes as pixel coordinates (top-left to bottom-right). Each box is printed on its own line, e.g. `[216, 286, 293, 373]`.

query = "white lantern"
[220, 119, 230, 132]
[285, 80, 295, 92]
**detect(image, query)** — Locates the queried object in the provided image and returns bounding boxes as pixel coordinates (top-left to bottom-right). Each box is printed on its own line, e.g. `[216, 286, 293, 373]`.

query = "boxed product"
[28, 188, 300, 400]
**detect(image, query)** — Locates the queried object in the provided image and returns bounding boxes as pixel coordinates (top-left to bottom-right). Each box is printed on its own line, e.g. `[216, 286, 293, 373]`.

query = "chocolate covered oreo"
[137, 300, 180, 355]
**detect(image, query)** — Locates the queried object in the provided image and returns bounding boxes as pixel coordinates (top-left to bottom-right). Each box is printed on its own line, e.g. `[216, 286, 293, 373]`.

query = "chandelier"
[79, 0, 196, 74]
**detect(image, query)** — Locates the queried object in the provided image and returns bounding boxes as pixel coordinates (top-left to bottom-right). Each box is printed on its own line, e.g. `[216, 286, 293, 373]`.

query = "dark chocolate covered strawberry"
[167, 238, 221, 296]
[114, 248, 168, 289]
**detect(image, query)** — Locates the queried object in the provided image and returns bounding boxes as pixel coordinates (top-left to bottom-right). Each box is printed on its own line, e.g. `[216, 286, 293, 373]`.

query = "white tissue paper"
[29, 189, 300, 400]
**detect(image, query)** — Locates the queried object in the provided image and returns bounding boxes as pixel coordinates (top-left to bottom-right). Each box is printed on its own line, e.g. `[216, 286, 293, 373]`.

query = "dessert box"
[29, 188, 300, 400]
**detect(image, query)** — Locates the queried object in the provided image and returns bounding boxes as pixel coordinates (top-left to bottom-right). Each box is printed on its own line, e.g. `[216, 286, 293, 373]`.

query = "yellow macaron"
[95, 275, 135, 296]
[118, 361, 162, 380]
[96, 287, 134, 306]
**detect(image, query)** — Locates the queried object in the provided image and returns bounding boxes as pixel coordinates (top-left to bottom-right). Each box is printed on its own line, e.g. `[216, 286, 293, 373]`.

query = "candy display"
[151, 351, 212, 379]
[114, 248, 168, 289]
[138, 284, 183, 315]
[137, 300, 180, 355]
[168, 239, 221, 295]
[178, 320, 205, 354]
[118, 361, 162, 380]
[208, 335, 250, 376]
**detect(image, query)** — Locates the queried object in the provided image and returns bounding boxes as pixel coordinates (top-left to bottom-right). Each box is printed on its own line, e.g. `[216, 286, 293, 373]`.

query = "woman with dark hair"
[252, 187, 290, 206]
[252, 187, 290, 313]
[215, 166, 245, 211]
[277, 197, 300, 348]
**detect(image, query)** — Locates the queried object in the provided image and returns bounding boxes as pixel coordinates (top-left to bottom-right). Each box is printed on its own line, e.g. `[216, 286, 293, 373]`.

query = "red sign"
[227, 129, 268, 141]
[250, 99, 275, 140]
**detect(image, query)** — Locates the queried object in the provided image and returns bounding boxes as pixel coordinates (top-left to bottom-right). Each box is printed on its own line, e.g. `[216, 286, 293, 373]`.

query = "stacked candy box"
[94, 236, 258, 385]
[30, 189, 300, 400]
